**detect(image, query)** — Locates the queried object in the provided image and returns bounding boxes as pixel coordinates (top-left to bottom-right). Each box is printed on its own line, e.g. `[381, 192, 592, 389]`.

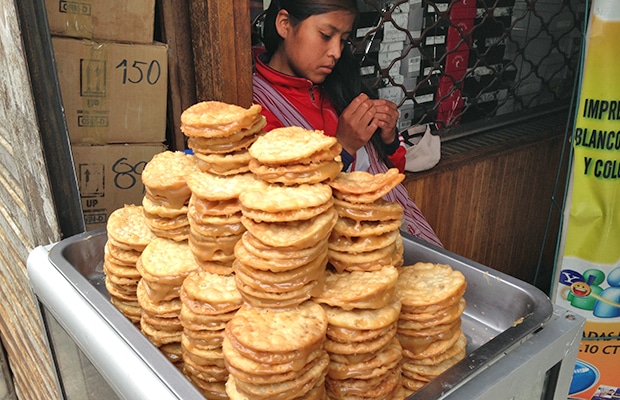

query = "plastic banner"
[552, 1, 620, 399]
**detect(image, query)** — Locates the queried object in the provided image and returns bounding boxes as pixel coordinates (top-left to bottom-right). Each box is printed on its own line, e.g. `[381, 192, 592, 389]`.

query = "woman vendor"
[252, 0, 442, 247]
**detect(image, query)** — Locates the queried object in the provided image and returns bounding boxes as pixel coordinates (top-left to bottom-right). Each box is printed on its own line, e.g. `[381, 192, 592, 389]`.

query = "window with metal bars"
[252, 0, 587, 139]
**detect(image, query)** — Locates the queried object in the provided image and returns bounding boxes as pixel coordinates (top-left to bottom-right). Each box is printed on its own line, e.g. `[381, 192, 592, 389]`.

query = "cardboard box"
[45, 0, 156, 44]
[52, 37, 168, 144]
[72, 143, 166, 231]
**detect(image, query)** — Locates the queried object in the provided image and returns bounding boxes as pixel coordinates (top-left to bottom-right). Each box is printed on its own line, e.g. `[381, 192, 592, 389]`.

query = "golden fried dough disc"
[398, 298, 466, 329]
[235, 277, 319, 309]
[226, 301, 328, 359]
[401, 346, 466, 379]
[181, 101, 263, 132]
[105, 277, 137, 301]
[395, 262, 467, 309]
[328, 242, 396, 274]
[233, 255, 326, 294]
[144, 210, 189, 231]
[232, 350, 328, 399]
[332, 216, 403, 238]
[249, 157, 343, 185]
[179, 307, 235, 331]
[186, 171, 263, 201]
[105, 240, 141, 265]
[402, 375, 427, 394]
[314, 266, 399, 310]
[328, 229, 400, 253]
[326, 322, 395, 344]
[182, 337, 225, 362]
[233, 253, 326, 289]
[194, 149, 252, 176]
[104, 257, 139, 281]
[327, 337, 403, 381]
[180, 270, 242, 314]
[147, 224, 190, 242]
[136, 279, 181, 314]
[321, 298, 401, 331]
[189, 196, 241, 217]
[140, 320, 182, 346]
[188, 231, 239, 266]
[240, 231, 328, 262]
[229, 349, 326, 385]
[110, 297, 141, 322]
[190, 216, 246, 238]
[183, 355, 229, 382]
[103, 253, 140, 278]
[292, 142, 342, 165]
[241, 199, 334, 223]
[138, 238, 199, 285]
[400, 283, 466, 316]
[326, 363, 403, 399]
[141, 151, 199, 208]
[239, 182, 332, 213]
[223, 335, 326, 376]
[330, 168, 403, 195]
[186, 117, 265, 152]
[248, 126, 338, 164]
[183, 327, 224, 347]
[188, 131, 260, 155]
[398, 319, 462, 356]
[182, 332, 223, 354]
[241, 207, 337, 249]
[325, 323, 397, 356]
[401, 327, 463, 360]
[141, 311, 183, 333]
[234, 236, 328, 272]
[142, 195, 188, 218]
[333, 197, 404, 221]
[106, 205, 157, 252]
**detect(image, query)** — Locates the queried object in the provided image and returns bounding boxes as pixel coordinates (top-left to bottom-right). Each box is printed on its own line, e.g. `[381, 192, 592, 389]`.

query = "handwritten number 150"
[115, 59, 161, 85]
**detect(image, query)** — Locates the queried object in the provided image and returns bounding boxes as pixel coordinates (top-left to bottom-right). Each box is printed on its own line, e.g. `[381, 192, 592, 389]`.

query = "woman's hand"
[336, 94, 399, 155]
[371, 98, 400, 144]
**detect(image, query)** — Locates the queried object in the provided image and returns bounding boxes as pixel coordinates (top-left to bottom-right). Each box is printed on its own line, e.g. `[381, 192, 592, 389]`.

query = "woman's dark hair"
[262, 0, 362, 112]
[261, 0, 394, 167]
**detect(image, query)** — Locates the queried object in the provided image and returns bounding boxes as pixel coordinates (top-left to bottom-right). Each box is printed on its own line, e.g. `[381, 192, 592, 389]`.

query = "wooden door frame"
[189, 0, 253, 108]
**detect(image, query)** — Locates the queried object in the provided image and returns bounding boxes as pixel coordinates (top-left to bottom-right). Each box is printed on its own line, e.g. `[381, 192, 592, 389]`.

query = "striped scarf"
[252, 74, 443, 247]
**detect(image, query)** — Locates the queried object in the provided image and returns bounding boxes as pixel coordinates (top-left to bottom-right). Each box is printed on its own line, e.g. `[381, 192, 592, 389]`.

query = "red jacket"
[253, 55, 406, 172]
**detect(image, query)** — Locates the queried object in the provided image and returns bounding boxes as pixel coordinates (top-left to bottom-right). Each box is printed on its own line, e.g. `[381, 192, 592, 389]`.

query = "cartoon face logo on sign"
[559, 267, 620, 318]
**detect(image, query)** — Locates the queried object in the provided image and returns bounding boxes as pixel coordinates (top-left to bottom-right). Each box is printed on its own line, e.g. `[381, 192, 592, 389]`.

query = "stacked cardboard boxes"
[46, 0, 167, 230]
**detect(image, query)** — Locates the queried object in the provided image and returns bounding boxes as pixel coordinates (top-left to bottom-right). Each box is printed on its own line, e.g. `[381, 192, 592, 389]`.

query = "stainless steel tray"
[41, 229, 553, 399]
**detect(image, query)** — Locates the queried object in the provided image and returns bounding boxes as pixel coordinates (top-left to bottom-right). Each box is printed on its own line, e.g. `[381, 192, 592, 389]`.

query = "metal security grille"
[354, 0, 587, 137]
[251, 0, 587, 138]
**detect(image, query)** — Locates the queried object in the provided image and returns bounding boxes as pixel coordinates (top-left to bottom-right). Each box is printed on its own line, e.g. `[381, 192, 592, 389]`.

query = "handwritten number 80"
[112, 158, 147, 190]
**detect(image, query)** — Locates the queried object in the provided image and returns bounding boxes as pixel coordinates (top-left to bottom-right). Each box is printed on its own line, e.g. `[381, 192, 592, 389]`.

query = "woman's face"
[271, 9, 356, 84]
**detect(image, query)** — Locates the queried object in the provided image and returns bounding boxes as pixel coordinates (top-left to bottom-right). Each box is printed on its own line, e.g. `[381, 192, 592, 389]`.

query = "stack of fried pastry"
[395, 262, 467, 395]
[231, 126, 341, 309]
[185, 172, 260, 275]
[327, 169, 405, 273]
[136, 237, 200, 368]
[248, 126, 342, 185]
[180, 101, 266, 176]
[314, 266, 407, 400]
[104, 204, 156, 325]
[141, 151, 200, 241]
[234, 182, 336, 308]
[223, 301, 330, 399]
[179, 269, 243, 399]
